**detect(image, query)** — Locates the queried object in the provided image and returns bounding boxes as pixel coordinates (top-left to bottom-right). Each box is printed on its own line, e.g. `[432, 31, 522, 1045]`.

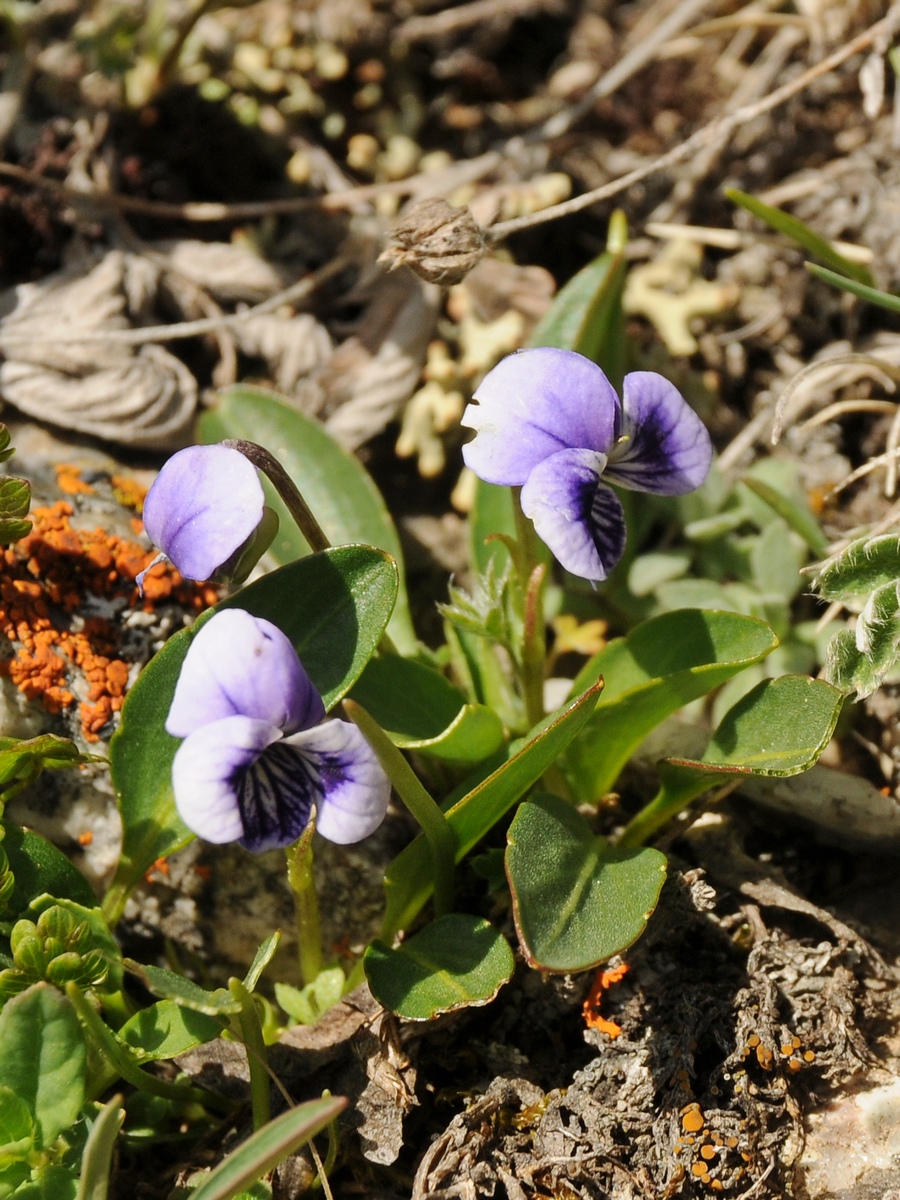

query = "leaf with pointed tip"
[529, 209, 629, 384]
[727, 188, 874, 286]
[807, 263, 900, 315]
[189, 1097, 346, 1200]
[2, 823, 96, 914]
[76, 1095, 125, 1200]
[382, 682, 604, 937]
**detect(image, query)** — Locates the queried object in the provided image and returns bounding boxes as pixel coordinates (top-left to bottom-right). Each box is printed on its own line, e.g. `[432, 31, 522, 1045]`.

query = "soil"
[4, 2, 900, 1198]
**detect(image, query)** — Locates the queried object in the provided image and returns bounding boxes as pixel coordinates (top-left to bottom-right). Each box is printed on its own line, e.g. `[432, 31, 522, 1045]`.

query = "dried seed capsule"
[379, 198, 488, 285]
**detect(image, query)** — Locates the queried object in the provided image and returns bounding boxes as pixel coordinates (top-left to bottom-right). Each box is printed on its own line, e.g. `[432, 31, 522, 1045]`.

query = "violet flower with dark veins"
[462, 348, 713, 582]
[167, 609, 390, 851]
[138, 445, 272, 589]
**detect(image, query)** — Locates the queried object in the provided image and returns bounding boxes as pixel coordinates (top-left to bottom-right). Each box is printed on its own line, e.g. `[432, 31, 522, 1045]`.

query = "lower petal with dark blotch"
[236, 738, 321, 853]
[172, 715, 281, 845]
[282, 719, 391, 845]
[521, 448, 626, 582]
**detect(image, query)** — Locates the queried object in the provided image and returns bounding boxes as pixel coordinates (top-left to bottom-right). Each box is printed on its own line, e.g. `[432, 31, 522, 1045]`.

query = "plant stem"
[512, 490, 547, 729]
[618, 778, 741, 848]
[343, 699, 456, 923]
[285, 823, 324, 987]
[229, 978, 271, 1130]
[224, 439, 331, 554]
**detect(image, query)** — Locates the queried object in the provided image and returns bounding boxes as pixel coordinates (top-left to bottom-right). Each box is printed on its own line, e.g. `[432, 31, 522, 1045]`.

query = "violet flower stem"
[343, 699, 456, 925]
[285, 823, 324, 987]
[224, 439, 331, 554]
[229, 978, 271, 1130]
[512, 488, 547, 729]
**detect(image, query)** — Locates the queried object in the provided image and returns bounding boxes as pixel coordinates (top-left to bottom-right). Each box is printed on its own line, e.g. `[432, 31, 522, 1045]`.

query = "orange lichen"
[110, 475, 146, 513]
[55, 464, 94, 496]
[0, 497, 218, 742]
[582, 962, 630, 1036]
[681, 1106, 705, 1134]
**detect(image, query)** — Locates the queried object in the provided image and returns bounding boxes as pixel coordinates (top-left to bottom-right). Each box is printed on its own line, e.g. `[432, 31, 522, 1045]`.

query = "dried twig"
[396, 0, 548, 41]
[0, 153, 500, 223]
[538, 0, 726, 140]
[0, 256, 350, 348]
[487, 5, 900, 242]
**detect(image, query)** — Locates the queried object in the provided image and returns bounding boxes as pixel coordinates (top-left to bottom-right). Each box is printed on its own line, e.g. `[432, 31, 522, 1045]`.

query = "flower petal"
[461, 348, 619, 485]
[172, 715, 279, 845]
[604, 372, 713, 495]
[166, 609, 325, 738]
[142, 445, 265, 581]
[283, 719, 391, 845]
[521, 448, 626, 582]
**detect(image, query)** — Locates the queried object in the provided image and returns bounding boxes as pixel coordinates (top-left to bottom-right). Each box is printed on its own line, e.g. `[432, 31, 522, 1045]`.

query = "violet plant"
[0, 226, 848, 1195]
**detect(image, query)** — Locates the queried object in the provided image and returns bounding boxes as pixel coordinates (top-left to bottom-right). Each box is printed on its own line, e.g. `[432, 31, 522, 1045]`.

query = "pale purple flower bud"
[462, 348, 713, 581]
[139, 445, 266, 587]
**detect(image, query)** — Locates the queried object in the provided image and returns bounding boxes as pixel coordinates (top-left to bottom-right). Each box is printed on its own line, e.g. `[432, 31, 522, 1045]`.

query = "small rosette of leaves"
[0, 903, 115, 1003]
[811, 535, 900, 697]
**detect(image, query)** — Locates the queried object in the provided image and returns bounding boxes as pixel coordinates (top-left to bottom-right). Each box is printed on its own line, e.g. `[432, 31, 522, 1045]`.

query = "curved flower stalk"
[138, 444, 274, 589]
[462, 347, 713, 582]
[167, 609, 391, 851]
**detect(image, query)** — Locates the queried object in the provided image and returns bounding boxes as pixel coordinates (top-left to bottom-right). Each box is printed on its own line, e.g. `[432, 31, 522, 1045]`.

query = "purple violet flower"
[167, 609, 391, 851]
[139, 445, 267, 588]
[461, 348, 713, 582]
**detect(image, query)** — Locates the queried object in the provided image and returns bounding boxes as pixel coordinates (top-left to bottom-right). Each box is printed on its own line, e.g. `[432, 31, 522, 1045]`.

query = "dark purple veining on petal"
[605, 371, 713, 495]
[237, 740, 318, 852]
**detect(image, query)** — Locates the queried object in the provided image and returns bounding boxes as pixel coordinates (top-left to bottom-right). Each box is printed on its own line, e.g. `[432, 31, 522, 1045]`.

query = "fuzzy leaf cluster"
[812, 536, 900, 697]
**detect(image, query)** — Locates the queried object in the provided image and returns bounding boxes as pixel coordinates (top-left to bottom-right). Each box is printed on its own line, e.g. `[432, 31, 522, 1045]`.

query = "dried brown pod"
[379, 198, 488, 286]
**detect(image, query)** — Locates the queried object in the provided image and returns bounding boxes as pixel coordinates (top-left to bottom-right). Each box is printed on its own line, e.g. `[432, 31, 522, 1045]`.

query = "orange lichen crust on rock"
[582, 961, 630, 1036]
[0, 494, 218, 742]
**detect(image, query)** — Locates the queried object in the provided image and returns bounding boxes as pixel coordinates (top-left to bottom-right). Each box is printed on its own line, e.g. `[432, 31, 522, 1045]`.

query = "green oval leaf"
[623, 675, 845, 846]
[565, 609, 778, 801]
[0, 983, 86, 1150]
[506, 794, 667, 972]
[117, 1000, 223, 1062]
[382, 681, 603, 937]
[189, 1096, 347, 1200]
[700, 674, 843, 775]
[200, 386, 417, 653]
[105, 547, 398, 923]
[349, 656, 503, 763]
[2, 823, 96, 914]
[365, 914, 514, 1019]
